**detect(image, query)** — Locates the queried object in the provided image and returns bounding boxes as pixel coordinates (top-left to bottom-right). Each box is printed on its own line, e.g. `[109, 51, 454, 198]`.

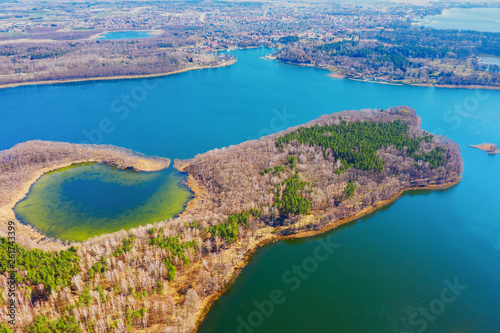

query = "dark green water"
[199, 157, 500, 332]
[1, 47, 499, 331]
[14, 164, 191, 242]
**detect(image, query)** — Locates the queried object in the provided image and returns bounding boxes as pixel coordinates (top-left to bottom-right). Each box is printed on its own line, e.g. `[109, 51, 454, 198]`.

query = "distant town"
[0, 0, 499, 87]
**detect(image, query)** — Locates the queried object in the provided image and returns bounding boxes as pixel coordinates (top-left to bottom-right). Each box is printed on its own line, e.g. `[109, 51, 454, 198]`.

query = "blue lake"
[419, 8, 500, 33]
[97, 30, 159, 40]
[1, 47, 499, 331]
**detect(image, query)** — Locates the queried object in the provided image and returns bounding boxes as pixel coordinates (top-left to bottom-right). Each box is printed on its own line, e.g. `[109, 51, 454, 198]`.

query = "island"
[0, 106, 462, 333]
[470, 143, 500, 154]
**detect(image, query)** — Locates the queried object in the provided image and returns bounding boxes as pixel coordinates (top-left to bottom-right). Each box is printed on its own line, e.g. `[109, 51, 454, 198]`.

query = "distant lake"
[97, 30, 159, 40]
[1, 47, 499, 331]
[480, 55, 500, 71]
[419, 8, 500, 32]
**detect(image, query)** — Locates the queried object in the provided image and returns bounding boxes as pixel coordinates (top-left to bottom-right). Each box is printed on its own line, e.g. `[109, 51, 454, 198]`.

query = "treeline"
[0, 35, 234, 85]
[278, 36, 300, 44]
[0, 237, 80, 300]
[374, 27, 500, 56]
[23, 47, 72, 60]
[205, 211, 249, 243]
[317, 40, 468, 61]
[150, 232, 198, 281]
[277, 118, 445, 172]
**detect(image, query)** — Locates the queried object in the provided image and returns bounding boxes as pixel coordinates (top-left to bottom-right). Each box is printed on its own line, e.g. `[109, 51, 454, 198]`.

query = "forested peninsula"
[0, 107, 462, 332]
[274, 28, 500, 89]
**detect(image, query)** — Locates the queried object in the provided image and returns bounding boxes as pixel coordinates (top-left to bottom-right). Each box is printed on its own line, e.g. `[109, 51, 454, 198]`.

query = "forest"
[277, 119, 445, 172]
[0, 35, 235, 86]
[274, 172, 312, 217]
[275, 27, 500, 87]
[0, 107, 463, 332]
[0, 238, 79, 300]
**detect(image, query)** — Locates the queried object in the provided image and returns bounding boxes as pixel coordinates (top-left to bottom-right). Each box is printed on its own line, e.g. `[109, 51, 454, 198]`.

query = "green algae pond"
[14, 163, 192, 242]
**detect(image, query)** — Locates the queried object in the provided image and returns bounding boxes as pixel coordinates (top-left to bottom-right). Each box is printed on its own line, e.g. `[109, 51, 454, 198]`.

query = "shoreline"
[1, 109, 462, 330]
[273, 59, 500, 90]
[176, 162, 206, 219]
[1, 158, 170, 221]
[0, 59, 237, 90]
[327, 72, 346, 79]
[343, 76, 500, 90]
[347, 78, 404, 86]
[192, 176, 462, 330]
[346, 78, 500, 90]
[432, 84, 500, 90]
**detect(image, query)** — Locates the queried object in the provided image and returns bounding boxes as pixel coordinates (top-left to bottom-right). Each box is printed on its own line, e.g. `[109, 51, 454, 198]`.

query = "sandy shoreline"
[345, 78, 500, 90]
[341, 76, 500, 90]
[433, 84, 500, 90]
[192, 175, 461, 330]
[327, 72, 346, 79]
[0, 59, 237, 90]
[176, 162, 206, 219]
[348, 78, 404, 86]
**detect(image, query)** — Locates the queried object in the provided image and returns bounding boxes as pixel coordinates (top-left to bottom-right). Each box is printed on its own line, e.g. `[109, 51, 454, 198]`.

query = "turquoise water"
[1, 47, 499, 331]
[1, 48, 498, 159]
[420, 8, 500, 33]
[97, 30, 158, 40]
[14, 164, 192, 242]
